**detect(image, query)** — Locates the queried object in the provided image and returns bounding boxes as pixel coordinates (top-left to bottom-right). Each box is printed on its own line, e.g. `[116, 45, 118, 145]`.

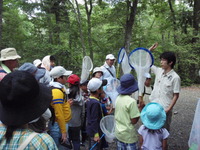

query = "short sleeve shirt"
[149, 66, 181, 109]
[114, 95, 140, 143]
[0, 123, 58, 150]
[138, 125, 169, 150]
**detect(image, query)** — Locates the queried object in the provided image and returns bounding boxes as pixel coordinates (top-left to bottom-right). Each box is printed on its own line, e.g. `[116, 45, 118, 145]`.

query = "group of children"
[18, 56, 113, 150]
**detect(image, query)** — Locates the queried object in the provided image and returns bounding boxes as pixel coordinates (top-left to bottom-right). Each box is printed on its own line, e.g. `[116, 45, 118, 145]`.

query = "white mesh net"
[103, 77, 120, 108]
[80, 56, 93, 84]
[121, 51, 132, 74]
[100, 115, 116, 143]
[129, 48, 153, 95]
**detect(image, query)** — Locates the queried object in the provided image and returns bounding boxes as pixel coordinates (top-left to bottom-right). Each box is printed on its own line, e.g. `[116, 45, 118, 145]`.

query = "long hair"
[68, 84, 80, 99]
[144, 126, 164, 134]
[5, 125, 20, 142]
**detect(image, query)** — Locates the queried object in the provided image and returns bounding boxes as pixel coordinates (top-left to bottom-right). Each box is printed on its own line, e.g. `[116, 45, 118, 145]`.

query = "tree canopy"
[0, 0, 199, 85]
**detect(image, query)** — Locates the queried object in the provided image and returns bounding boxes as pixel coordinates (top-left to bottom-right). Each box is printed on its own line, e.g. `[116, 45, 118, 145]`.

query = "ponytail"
[5, 126, 19, 142]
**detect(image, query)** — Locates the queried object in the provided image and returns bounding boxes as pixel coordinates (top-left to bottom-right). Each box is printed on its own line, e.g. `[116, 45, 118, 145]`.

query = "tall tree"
[124, 0, 138, 53]
[168, 0, 178, 44]
[0, 0, 3, 49]
[85, 0, 93, 60]
[70, 0, 86, 57]
[192, 0, 200, 43]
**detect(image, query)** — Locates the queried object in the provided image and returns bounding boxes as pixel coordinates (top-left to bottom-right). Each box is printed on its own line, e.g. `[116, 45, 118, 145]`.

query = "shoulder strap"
[17, 132, 38, 150]
[104, 66, 114, 77]
[0, 69, 7, 73]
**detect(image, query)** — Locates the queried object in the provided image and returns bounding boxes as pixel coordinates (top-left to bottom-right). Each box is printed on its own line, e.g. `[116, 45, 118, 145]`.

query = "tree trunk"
[73, 0, 86, 57]
[124, 0, 138, 53]
[192, 0, 200, 43]
[85, 0, 93, 60]
[168, 0, 178, 44]
[0, 0, 3, 49]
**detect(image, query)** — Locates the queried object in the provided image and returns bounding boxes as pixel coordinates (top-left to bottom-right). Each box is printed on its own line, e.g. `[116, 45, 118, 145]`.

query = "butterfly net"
[121, 51, 132, 74]
[80, 56, 93, 84]
[100, 115, 116, 143]
[129, 48, 154, 95]
[103, 77, 120, 108]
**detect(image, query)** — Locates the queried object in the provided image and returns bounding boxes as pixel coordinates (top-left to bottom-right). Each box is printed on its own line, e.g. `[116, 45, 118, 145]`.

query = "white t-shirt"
[138, 125, 169, 150]
[149, 65, 181, 109]
[100, 62, 116, 80]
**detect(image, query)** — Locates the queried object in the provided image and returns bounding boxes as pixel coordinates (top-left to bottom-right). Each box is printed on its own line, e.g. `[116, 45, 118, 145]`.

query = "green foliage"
[1, 0, 199, 85]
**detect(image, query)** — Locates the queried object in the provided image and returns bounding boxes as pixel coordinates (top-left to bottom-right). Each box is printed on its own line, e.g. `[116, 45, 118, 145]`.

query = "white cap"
[93, 67, 103, 75]
[106, 54, 115, 60]
[33, 59, 42, 67]
[50, 66, 72, 79]
[87, 78, 107, 92]
[144, 73, 151, 79]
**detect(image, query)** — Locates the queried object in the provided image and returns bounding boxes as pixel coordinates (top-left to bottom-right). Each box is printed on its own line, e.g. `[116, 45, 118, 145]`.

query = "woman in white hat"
[138, 102, 169, 150]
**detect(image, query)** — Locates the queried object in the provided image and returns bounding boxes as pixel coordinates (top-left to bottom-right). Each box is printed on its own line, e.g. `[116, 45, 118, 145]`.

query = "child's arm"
[130, 117, 139, 125]
[162, 138, 168, 150]
[139, 135, 143, 150]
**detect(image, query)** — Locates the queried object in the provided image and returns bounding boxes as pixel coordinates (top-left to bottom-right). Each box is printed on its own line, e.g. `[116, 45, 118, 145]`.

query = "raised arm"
[148, 42, 158, 51]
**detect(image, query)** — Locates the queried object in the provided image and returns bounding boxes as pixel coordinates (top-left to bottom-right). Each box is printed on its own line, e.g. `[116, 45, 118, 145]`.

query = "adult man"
[100, 54, 116, 80]
[149, 52, 181, 131]
[0, 48, 21, 81]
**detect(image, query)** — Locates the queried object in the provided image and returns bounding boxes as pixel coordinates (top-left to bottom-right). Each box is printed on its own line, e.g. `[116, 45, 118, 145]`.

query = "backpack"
[49, 87, 66, 125]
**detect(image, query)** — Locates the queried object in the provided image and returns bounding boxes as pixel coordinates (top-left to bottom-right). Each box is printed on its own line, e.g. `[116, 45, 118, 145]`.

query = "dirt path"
[168, 86, 200, 150]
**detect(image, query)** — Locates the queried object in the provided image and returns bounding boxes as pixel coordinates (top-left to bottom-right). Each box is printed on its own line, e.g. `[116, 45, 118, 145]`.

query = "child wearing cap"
[92, 67, 113, 116]
[115, 73, 140, 150]
[138, 102, 169, 150]
[86, 78, 107, 150]
[66, 74, 84, 150]
[92, 67, 104, 79]
[49, 66, 73, 149]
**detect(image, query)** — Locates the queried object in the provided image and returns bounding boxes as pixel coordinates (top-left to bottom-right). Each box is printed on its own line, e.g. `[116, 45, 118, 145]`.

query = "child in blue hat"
[138, 102, 169, 150]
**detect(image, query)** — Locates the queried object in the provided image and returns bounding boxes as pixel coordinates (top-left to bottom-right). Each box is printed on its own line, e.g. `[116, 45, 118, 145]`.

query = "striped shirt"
[0, 123, 58, 150]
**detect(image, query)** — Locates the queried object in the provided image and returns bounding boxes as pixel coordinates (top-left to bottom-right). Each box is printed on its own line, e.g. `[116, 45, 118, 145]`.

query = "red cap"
[67, 74, 80, 85]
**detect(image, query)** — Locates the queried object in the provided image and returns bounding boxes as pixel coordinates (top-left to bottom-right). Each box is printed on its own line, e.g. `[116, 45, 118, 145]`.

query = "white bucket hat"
[0, 48, 21, 61]
[92, 67, 103, 76]
[50, 66, 72, 79]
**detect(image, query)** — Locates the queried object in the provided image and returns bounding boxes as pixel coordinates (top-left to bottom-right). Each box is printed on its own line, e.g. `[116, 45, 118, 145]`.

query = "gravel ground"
[168, 86, 200, 150]
[81, 86, 200, 150]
